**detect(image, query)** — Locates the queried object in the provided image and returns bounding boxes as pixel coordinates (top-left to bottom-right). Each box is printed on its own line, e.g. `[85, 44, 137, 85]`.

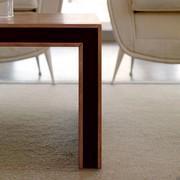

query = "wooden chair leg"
[36, 56, 42, 76]
[111, 47, 124, 84]
[44, 48, 55, 84]
[129, 57, 135, 77]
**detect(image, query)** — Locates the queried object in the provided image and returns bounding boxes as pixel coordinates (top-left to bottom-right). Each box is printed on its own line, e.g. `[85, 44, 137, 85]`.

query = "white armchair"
[0, 0, 63, 84]
[108, 0, 180, 83]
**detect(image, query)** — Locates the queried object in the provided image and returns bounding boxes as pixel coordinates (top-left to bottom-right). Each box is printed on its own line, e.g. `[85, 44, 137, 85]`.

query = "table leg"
[0, 26, 102, 169]
[79, 27, 102, 169]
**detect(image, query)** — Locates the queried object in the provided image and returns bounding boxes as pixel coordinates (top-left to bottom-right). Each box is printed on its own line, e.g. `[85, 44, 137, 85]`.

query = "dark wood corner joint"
[0, 14, 102, 169]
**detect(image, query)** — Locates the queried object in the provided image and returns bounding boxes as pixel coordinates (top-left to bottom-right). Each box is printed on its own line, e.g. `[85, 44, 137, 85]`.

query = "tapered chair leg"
[111, 47, 124, 84]
[44, 48, 55, 84]
[36, 56, 42, 76]
[129, 57, 135, 77]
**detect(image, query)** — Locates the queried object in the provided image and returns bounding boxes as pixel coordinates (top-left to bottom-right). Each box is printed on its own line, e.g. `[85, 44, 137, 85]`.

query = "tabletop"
[0, 14, 101, 28]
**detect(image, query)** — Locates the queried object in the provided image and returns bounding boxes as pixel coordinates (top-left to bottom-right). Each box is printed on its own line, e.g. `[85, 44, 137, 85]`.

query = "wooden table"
[0, 14, 102, 169]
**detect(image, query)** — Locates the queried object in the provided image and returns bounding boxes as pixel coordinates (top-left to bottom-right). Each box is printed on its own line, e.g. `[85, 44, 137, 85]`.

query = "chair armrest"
[108, 0, 135, 52]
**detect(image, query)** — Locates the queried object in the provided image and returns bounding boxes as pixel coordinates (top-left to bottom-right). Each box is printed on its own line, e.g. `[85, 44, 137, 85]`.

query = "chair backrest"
[14, 0, 39, 11]
[108, 0, 180, 62]
[132, 0, 180, 12]
[14, 0, 63, 13]
[38, 0, 63, 14]
[108, 0, 180, 51]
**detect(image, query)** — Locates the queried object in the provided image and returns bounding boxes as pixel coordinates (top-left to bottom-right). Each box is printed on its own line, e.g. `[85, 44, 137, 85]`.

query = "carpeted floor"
[0, 85, 179, 180]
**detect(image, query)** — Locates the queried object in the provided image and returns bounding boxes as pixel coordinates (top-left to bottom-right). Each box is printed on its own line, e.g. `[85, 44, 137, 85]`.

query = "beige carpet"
[0, 84, 179, 180]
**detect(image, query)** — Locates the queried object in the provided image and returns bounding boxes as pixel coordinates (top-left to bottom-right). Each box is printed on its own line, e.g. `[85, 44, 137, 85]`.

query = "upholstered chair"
[108, 0, 180, 83]
[0, 0, 63, 84]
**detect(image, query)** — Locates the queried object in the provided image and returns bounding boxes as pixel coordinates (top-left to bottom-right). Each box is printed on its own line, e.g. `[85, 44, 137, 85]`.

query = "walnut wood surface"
[0, 14, 100, 27]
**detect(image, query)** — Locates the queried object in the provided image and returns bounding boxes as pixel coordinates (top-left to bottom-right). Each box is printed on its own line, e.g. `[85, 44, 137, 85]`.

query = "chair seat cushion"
[133, 12, 180, 61]
[0, 47, 47, 62]
[14, 0, 38, 11]
[132, 0, 180, 12]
